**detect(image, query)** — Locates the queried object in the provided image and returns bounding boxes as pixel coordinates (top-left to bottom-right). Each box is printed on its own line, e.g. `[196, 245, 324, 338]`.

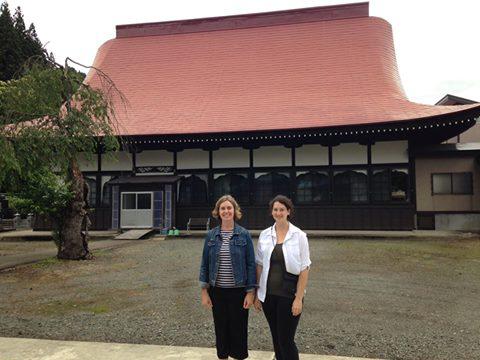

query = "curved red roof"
[85, 3, 480, 136]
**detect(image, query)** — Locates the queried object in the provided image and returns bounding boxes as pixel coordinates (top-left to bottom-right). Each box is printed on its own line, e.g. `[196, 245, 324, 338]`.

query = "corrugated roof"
[435, 94, 477, 106]
[85, 3, 480, 136]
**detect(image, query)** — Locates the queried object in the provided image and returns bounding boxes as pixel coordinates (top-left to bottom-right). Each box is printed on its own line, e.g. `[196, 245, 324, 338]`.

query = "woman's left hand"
[292, 297, 303, 316]
[243, 292, 254, 309]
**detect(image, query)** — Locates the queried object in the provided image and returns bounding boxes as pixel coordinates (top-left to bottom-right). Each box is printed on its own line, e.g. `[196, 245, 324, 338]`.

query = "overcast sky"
[5, 0, 480, 104]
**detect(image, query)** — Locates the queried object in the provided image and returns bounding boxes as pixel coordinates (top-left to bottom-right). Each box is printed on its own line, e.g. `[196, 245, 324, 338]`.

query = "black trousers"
[209, 287, 249, 360]
[262, 294, 301, 360]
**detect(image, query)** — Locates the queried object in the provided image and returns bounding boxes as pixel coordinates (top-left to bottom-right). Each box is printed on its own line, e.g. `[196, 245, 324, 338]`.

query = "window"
[254, 172, 290, 204]
[137, 193, 152, 209]
[102, 179, 113, 207]
[371, 169, 389, 202]
[122, 193, 136, 209]
[121, 193, 151, 210]
[452, 173, 472, 194]
[178, 174, 208, 205]
[372, 168, 409, 202]
[296, 171, 329, 203]
[391, 169, 409, 201]
[333, 170, 367, 203]
[84, 177, 97, 208]
[433, 174, 451, 194]
[432, 172, 473, 195]
[214, 173, 249, 203]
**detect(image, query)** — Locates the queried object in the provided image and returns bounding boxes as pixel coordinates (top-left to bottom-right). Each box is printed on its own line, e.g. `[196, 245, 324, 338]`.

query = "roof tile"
[85, 5, 480, 136]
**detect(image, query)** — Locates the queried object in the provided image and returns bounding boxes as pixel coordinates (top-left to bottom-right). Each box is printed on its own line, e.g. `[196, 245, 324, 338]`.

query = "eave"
[119, 110, 480, 152]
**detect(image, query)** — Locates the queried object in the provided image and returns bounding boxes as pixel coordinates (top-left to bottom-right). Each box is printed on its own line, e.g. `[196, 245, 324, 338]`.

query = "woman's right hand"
[201, 289, 212, 309]
[253, 296, 262, 312]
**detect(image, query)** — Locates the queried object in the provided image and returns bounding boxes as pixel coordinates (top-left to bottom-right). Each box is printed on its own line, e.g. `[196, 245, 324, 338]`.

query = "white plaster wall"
[435, 214, 480, 231]
[459, 121, 480, 143]
[213, 147, 249, 168]
[332, 143, 367, 165]
[253, 146, 291, 167]
[78, 152, 97, 172]
[177, 149, 209, 169]
[102, 151, 132, 171]
[295, 145, 329, 166]
[371, 141, 408, 164]
[136, 150, 174, 167]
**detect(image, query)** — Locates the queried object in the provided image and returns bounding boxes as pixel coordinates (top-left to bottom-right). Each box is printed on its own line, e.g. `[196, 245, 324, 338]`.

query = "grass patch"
[90, 304, 110, 314]
[373, 240, 480, 260]
[92, 249, 110, 258]
[32, 288, 145, 316]
[38, 299, 111, 315]
[329, 239, 480, 275]
[335, 239, 480, 260]
[30, 257, 59, 269]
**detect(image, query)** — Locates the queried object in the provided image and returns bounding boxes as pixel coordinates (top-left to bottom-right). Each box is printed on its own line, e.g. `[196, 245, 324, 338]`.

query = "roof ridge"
[116, 2, 369, 38]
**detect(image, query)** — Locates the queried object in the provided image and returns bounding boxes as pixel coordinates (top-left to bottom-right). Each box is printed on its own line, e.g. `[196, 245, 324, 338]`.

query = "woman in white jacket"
[254, 195, 311, 360]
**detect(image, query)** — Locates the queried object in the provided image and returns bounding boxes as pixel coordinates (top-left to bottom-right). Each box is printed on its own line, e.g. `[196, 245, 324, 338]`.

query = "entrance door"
[120, 192, 153, 228]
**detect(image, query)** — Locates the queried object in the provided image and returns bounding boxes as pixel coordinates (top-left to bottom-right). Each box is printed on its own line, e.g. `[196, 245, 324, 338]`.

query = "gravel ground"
[0, 236, 479, 360]
[0, 241, 55, 257]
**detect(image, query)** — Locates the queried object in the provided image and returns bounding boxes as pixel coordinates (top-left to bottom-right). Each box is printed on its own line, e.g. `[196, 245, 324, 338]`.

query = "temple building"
[69, 2, 480, 231]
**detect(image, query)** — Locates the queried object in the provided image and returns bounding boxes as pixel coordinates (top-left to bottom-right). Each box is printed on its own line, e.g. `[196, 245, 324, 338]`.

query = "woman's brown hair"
[212, 195, 242, 221]
[269, 194, 294, 218]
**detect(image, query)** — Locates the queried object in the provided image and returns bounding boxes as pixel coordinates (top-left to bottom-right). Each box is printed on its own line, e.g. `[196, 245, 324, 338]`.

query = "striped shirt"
[216, 230, 236, 288]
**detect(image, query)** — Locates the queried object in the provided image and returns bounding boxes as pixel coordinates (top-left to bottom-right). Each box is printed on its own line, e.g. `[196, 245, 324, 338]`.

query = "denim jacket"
[199, 223, 256, 292]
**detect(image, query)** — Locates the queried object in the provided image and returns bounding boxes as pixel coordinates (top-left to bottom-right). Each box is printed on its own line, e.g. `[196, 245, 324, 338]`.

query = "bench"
[0, 219, 16, 232]
[187, 217, 210, 232]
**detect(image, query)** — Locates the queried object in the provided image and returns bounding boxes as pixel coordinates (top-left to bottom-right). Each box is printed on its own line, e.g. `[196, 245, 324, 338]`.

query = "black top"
[266, 244, 294, 299]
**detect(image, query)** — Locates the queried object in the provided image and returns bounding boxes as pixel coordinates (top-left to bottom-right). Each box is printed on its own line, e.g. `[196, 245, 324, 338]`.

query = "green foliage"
[0, 2, 117, 259]
[0, 63, 85, 124]
[8, 171, 73, 218]
[30, 257, 59, 269]
[0, 60, 120, 223]
[0, 2, 48, 81]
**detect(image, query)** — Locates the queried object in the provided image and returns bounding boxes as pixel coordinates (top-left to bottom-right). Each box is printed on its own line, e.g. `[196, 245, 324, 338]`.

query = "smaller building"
[414, 95, 480, 231]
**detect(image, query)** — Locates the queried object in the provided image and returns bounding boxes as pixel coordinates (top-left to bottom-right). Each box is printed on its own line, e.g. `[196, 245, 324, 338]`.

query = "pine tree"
[0, 2, 21, 81]
[0, 2, 48, 81]
[13, 7, 46, 64]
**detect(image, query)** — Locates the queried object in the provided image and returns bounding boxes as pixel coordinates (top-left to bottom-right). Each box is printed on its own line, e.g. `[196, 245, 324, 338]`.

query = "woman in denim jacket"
[199, 195, 256, 360]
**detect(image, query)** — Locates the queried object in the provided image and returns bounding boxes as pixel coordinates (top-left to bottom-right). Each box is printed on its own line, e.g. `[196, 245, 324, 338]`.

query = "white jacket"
[256, 223, 311, 302]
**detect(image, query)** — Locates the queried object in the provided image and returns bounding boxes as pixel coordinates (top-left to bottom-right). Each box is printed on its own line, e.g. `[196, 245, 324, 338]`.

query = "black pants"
[209, 287, 249, 359]
[262, 294, 301, 360]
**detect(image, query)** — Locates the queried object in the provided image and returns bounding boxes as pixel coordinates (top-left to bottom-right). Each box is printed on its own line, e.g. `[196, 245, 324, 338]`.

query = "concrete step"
[0, 337, 382, 360]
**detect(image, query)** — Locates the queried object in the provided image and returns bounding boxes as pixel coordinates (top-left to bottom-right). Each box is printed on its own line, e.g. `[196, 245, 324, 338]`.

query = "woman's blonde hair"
[212, 195, 242, 221]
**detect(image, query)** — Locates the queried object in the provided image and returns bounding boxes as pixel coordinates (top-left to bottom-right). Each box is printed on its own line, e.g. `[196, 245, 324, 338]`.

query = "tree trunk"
[57, 159, 91, 260]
